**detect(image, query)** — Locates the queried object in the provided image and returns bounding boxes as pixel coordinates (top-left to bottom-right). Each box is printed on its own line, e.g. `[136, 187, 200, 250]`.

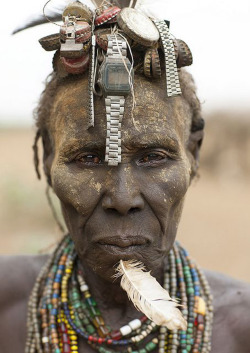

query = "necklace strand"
[25, 235, 213, 353]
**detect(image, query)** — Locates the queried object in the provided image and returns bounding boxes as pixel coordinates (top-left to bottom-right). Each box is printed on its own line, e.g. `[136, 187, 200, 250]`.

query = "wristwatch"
[98, 34, 133, 166]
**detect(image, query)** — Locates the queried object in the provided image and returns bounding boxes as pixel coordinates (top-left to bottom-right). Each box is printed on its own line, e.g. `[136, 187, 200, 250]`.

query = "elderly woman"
[0, 1, 250, 352]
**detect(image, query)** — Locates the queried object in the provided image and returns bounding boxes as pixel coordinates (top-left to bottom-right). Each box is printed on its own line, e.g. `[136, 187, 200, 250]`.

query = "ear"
[187, 128, 204, 180]
[42, 130, 54, 186]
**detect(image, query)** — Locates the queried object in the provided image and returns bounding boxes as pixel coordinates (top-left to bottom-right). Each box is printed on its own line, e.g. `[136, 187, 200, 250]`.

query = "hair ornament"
[14, 0, 193, 166]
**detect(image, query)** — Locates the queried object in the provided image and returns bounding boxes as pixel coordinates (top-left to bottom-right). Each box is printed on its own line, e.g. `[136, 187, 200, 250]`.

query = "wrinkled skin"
[0, 74, 249, 353]
[48, 75, 193, 283]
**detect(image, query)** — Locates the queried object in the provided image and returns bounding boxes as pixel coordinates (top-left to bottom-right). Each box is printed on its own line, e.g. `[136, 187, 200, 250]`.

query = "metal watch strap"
[107, 34, 127, 58]
[153, 20, 182, 97]
[88, 34, 96, 128]
[105, 34, 128, 166]
[105, 96, 124, 166]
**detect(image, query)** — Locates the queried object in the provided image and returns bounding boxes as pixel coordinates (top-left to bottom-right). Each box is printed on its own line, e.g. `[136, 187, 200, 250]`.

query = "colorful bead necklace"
[25, 235, 213, 353]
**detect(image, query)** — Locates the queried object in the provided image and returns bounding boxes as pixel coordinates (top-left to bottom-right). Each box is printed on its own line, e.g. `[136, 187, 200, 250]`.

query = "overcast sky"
[0, 0, 249, 125]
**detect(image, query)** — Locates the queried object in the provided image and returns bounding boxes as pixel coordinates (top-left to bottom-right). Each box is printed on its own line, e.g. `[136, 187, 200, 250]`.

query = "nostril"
[128, 207, 141, 215]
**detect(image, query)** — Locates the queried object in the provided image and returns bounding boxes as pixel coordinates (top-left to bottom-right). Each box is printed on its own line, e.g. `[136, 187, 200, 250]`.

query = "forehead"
[50, 75, 192, 152]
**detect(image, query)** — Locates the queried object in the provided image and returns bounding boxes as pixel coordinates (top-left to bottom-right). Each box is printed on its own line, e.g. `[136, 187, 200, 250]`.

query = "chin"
[76, 242, 166, 282]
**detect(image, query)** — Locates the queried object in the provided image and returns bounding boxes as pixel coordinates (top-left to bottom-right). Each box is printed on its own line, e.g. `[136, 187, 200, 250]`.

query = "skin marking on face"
[48, 74, 194, 282]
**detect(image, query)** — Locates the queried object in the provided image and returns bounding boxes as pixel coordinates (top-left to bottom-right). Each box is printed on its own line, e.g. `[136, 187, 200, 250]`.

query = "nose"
[102, 166, 145, 216]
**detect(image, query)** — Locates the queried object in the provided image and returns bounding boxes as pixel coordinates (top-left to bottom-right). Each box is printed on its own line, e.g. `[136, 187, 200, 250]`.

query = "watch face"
[104, 62, 132, 94]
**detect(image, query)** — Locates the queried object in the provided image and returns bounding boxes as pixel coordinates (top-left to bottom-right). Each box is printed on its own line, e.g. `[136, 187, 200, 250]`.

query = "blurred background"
[0, 0, 249, 282]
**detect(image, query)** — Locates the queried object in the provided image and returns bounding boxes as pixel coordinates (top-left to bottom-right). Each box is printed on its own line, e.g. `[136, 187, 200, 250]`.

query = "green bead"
[83, 317, 89, 325]
[187, 287, 195, 295]
[54, 349, 60, 353]
[139, 349, 147, 353]
[72, 292, 80, 300]
[89, 305, 100, 317]
[145, 342, 157, 352]
[74, 301, 82, 309]
[186, 345, 192, 351]
[86, 324, 95, 334]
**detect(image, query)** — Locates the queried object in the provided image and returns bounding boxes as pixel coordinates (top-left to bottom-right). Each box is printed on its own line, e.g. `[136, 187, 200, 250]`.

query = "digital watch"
[98, 34, 133, 166]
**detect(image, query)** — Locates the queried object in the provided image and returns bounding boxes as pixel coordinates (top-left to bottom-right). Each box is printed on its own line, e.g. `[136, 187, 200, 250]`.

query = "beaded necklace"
[25, 235, 213, 353]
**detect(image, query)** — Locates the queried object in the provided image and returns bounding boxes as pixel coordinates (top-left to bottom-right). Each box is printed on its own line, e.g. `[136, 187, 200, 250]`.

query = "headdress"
[15, 0, 193, 166]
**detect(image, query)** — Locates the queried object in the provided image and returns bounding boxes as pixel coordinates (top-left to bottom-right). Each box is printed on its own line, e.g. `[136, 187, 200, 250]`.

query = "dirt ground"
[0, 118, 249, 282]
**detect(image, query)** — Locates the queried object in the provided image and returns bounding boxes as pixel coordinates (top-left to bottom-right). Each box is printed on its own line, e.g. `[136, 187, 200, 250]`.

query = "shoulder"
[0, 254, 49, 352]
[0, 254, 48, 305]
[205, 270, 250, 353]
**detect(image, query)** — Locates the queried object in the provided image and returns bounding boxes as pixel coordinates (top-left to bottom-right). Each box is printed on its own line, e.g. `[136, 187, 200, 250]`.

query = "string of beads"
[25, 235, 213, 353]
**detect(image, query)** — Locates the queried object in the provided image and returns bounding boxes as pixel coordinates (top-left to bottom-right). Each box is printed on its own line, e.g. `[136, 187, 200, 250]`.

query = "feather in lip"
[115, 260, 187, 331]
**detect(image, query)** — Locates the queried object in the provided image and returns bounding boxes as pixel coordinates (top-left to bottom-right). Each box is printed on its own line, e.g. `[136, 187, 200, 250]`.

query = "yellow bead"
[197, 297, 206, 315]
[71, 345, 78, 350]
[71, 335, 77, 340]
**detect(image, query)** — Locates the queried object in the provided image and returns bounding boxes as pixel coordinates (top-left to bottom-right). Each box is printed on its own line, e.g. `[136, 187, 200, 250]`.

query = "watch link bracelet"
[153, 20, 182, 97]
[98, 34, 133, 166]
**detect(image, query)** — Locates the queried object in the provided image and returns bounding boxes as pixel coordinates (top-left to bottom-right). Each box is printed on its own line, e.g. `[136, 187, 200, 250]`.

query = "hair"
[33, 68, 204, 180]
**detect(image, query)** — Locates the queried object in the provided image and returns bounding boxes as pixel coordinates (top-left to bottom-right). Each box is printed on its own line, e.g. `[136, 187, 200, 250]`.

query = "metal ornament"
[60, 53, 90, 74]
[175, 39, 193, 68]
[151, 48, 161, 79]
[117, 8, 159, 47]
[88, 34, 96, 128]
[105, 96, 124, 166]
[144, 48, 161, 79]
[60, 20, 84, 59]
[39, 33, 60, 51]
[62, 1, 93, 23]
[95, 6, 121, 26]
[100, 34, 132, 166]
[144, 48, 153, 78]
[153, 20, 181, 97]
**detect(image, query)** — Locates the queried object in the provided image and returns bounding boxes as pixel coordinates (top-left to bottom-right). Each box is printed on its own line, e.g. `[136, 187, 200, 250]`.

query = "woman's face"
[48, 75, 193, 281]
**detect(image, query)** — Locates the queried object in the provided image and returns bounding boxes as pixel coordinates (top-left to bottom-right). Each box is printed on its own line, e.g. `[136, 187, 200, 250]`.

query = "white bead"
[42, 337, 49, 343]
[120, 325, 132, 336]
[80, 284, 89, 292]
[129, 319, 141, 331]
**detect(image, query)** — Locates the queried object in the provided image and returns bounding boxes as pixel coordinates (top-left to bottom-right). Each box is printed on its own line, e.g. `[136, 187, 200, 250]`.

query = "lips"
[96, 236, 150, 248]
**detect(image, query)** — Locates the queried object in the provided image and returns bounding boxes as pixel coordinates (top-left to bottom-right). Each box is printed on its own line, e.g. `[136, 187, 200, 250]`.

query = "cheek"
[51, 163, 103, 217]
[141, 161, 190, 217]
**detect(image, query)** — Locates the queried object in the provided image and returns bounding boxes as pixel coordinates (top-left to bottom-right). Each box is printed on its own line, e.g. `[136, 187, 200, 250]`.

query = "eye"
[75, 153, 102, 166]
[137, 151, 168, 166]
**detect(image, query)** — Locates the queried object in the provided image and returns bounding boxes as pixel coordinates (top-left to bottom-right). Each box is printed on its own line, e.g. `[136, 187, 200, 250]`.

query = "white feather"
[116, 260, 187, 330]
[135, 0, 168, 20]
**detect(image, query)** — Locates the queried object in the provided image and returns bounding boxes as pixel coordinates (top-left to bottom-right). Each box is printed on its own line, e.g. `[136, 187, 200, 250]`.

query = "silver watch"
[98, 34, 133, 166]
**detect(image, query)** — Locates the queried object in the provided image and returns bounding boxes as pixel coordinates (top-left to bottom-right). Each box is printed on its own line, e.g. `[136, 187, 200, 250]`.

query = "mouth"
[96, 236, 150, 254]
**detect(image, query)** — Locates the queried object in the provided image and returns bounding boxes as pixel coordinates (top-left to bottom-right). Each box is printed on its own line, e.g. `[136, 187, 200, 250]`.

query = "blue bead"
[51, 309, 58, 315]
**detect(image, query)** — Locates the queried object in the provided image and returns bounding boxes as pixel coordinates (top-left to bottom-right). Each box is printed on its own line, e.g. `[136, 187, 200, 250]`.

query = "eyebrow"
[59, 133, 180, 157]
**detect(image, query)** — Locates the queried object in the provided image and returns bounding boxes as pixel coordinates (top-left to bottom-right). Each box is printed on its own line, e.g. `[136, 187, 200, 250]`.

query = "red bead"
[92, 337, 98, 343]
[88, 335, 94, 342]
[141, 316, 148, 323]
[98, 338, 104, 344]
[111, 330, 122, 340]
[107, 339, 113, 345]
